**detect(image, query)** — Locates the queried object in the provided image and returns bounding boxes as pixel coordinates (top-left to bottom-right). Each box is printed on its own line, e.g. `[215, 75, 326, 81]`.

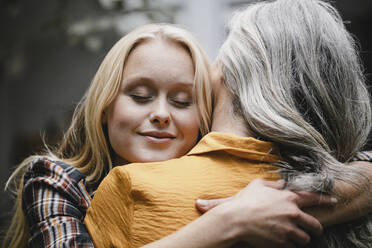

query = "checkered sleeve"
[352, 151, 372, 162]
[22, 157, 95, 248]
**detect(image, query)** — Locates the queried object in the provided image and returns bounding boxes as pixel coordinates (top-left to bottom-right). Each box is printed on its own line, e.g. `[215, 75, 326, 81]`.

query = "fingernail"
[196, 199, 208, 207]
[331, 197, 338, 204]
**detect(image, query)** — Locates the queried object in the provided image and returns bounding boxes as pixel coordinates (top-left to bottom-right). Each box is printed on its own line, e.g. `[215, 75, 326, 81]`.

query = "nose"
[150, 99, 171, 128]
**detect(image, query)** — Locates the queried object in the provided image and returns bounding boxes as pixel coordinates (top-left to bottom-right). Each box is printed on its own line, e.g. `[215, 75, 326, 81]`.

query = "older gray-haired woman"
[205, 0, 372, 247]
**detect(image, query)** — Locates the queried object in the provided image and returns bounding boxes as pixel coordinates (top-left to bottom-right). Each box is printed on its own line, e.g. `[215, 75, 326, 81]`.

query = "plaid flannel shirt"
[23, 157, 100, 247]
[22, 152, 372, 247]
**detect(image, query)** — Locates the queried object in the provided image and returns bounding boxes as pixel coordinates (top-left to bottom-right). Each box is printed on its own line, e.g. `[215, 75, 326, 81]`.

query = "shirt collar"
[187, 132, 280, 163]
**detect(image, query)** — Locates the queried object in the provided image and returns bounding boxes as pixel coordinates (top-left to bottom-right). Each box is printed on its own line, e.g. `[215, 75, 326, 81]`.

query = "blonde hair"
[218, 0, 371, 246]
[3, 23, 212, 248]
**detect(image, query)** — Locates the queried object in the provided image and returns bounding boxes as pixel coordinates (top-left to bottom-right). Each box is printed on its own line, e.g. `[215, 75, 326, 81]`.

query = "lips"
[139, 131, 176, 139]
[138, 131, 175, 146]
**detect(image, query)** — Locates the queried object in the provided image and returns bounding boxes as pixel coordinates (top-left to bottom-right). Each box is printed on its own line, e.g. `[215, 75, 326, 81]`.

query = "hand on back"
[196, 179, 337, 248]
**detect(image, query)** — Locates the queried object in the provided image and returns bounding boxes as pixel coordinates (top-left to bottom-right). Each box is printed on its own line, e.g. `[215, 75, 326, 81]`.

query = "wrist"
[209, 202, 245, 245]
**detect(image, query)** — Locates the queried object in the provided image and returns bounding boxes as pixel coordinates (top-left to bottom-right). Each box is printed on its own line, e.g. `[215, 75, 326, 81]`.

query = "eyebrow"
[123, 76, 194, 89]
[123, 76, 154, 88]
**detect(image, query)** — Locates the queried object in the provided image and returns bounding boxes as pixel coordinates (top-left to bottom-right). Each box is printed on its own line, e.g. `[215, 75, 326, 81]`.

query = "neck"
[210, 88, 252, 138]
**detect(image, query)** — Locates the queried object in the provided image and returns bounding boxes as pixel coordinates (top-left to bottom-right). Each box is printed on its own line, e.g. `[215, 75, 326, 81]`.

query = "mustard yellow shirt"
[84, 132, 281, 248]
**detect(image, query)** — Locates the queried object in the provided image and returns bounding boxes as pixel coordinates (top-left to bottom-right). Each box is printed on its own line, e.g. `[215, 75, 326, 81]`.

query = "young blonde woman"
[3, 24, 213, 248]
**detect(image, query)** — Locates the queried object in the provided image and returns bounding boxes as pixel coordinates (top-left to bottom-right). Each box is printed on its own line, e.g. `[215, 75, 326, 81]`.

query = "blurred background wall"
[1, 0, 371, 237]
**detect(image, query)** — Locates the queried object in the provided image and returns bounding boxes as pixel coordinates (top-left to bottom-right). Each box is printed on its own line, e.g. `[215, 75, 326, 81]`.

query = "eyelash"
[130, 94, 192, 108]
[130, 95, 152, 103]
[172, 100, 192, 108]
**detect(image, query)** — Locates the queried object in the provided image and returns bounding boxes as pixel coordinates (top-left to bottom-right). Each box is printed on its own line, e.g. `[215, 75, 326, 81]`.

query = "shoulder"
[123, 155, 195, 173]
[22, 157, 96, 247]
[24, 156, 86, 185]
[23, 156, 92, 215]
[111, 156, 202, 188]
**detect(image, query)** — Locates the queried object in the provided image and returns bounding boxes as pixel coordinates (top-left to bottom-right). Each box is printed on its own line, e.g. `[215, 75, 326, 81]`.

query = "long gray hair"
[218, 0, 372, 247]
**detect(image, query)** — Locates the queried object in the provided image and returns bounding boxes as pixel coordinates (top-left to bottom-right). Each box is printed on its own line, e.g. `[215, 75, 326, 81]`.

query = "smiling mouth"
[139, 131, 176, 144]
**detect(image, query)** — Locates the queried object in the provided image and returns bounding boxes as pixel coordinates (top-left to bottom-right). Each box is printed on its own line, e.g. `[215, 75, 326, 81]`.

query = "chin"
[136, 153, 177, 163]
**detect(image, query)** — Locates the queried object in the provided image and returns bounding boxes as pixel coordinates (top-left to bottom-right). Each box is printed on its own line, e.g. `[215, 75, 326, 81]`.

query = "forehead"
[122, 39, 195, 87]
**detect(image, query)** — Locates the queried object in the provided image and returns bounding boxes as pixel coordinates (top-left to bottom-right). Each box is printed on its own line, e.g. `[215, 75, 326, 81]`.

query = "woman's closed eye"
[169, 91, 193, 108]
[130, 94, 153, 103]
[127, 85, 153, 103]
[171, 98, 192, 108]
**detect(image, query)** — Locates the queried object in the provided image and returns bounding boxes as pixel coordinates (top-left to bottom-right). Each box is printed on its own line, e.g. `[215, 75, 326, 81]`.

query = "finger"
[295, 191, 338, 207]
[296, 211, 323, 237]
[260, 179, 285, 190]
[287, 226, 311, 246]
[195, 196, 234, 213]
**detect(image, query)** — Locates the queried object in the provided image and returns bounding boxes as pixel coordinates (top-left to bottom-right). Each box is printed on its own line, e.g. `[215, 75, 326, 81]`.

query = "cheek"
[107, 98, 130, 147]
[175, 107, 200, 141]
[108, 96, 144, 128]
[106, 97, 150, 162]
[106, 97, 144, 149]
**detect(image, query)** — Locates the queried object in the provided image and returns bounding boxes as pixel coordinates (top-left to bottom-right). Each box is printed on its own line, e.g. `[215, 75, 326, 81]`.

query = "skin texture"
[104, 39, 200, 165]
